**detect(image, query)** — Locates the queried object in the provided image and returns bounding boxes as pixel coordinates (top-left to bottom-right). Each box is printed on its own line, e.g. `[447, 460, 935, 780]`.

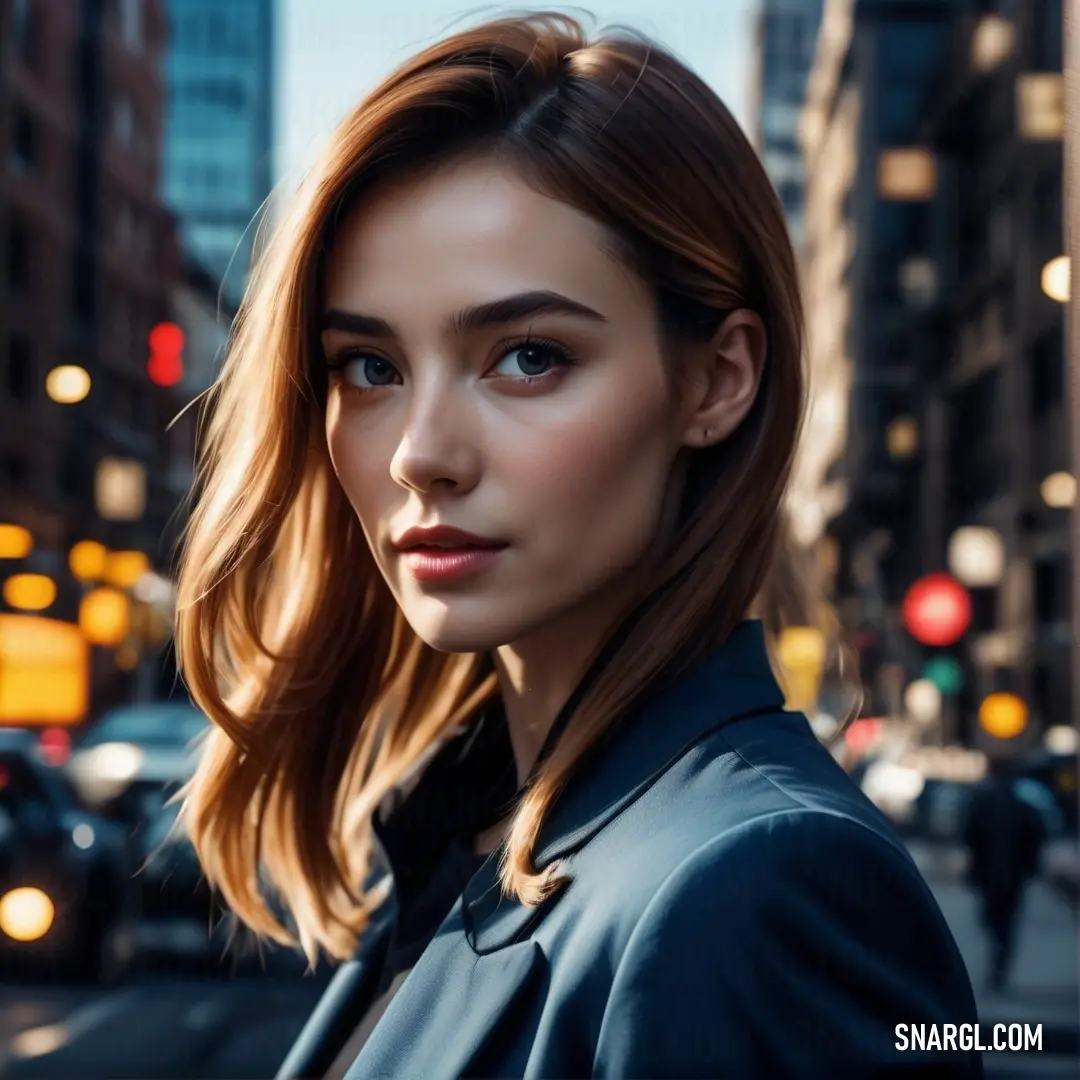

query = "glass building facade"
[162, 0, 274, 308]
[755, 0, 824, 246]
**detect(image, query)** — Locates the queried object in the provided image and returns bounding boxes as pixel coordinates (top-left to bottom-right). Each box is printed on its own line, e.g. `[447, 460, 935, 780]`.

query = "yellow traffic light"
[979, 693, 1028, 739]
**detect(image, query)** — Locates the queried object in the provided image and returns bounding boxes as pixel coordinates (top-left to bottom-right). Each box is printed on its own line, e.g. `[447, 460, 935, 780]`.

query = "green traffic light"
[921, 655, 964, 696]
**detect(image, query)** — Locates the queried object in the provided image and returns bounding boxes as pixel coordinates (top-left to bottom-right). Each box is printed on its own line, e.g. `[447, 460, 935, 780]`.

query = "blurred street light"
[2, 574, 56, 612]
[1041, 255, 1071, 302]
[904, 678, 942, 724]
[94, 458, 146, 521]
[78, 587, 130, 646]
[0, 615, 88, 725]
[0, 525, 33, 559]
[1040, 471, 1076, 508]
[971, 15, 1014, 73]
[845, 717, 881, 755]
[1044, 725, 1079, 754]
[1017, 73, 1065, 140]
[885, 416, 919, 459]
[103, 550, 150, 588]
[877, 148, 937, 201]
[978, 692, 1028, 739]
[132, 571, 174, 607]
[44, 365, 91, 404]
[897, 257, 938, 307]
[947, 526, 1005, 587]
[68, 540, 108, 581]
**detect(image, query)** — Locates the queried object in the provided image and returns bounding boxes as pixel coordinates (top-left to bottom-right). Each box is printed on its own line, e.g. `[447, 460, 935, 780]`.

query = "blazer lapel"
[343, 882, 548, 1080]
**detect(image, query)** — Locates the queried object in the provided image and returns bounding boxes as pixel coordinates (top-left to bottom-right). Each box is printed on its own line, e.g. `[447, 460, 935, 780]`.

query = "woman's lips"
[401, 545, 507, 583]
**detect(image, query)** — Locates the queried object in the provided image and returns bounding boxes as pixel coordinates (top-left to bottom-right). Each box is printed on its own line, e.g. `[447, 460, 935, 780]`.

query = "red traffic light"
[147, 322, 185, 387]
[902, 573, 972, 646]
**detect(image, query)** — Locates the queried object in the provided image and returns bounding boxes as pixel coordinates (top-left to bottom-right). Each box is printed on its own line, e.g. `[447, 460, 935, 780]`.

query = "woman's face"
[321, 156, 693, 655]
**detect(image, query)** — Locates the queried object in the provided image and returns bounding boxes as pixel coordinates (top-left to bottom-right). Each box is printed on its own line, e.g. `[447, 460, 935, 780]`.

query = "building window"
[7, 336, 34, 402]
[13, 0, 39, 68]
[119, 0, 143, 51]
[948, 368, 1005, 511]
[8, 223, 31, 291]
[179, 79, 247, 111]
[10, 108, 36, 173]
[3, 452, 28, 487]
[1034, 556, 1070, 624]
[1031, 0, 1063, 70]
[73, 249, 95, 321]
[1031, 324, 1065, 418]
[115, 204, 134, 249]
[112, 97, 135, 148]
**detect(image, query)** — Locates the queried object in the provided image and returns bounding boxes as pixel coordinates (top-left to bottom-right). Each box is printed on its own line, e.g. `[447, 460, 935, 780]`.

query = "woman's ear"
[680, 309, 767, 448]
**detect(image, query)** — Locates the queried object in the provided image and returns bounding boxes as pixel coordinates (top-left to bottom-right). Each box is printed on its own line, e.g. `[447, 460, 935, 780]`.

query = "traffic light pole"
[1066, 0, 1079, 739]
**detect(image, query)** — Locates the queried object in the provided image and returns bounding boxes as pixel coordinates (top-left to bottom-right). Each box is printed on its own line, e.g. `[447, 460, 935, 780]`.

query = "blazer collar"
[530, 617, 785, 868]
[458, 619, 786, 953]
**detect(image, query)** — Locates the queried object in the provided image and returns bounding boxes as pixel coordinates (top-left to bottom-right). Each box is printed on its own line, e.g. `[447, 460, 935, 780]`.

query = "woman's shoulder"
[565, 708, 929, 935]
[633, 705, 907, 863]
[590, 802, 980, 1077]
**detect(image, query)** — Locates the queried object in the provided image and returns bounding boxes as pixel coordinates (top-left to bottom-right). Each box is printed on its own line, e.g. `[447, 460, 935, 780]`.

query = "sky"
[276, 0, 761, 185]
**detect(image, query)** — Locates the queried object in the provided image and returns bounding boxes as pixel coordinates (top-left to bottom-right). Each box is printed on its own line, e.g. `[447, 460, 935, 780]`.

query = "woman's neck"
[492, 581, 639, 790]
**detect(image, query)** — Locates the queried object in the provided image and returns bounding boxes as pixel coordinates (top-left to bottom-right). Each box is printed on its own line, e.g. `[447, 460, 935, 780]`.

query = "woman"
[175, 13, 981, 1079]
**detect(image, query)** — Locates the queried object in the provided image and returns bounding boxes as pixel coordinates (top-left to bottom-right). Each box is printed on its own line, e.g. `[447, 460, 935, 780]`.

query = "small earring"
[703, 426, 713, 442]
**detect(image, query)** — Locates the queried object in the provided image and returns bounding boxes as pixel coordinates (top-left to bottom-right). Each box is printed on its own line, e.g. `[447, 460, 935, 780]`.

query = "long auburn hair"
[174, 11, 844, 963]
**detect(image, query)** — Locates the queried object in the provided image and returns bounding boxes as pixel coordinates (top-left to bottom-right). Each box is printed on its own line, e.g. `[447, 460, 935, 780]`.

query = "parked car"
[0, 729, 138, 981]
[65, 702, 215, 927]
[66, 701, 208, 834]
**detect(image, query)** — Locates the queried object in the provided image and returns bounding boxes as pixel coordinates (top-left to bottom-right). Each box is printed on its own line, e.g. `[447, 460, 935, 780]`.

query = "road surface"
[0, 970, 329, 1080]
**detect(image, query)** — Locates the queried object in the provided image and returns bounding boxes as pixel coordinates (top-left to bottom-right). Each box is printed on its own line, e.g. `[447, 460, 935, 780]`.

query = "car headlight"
[0, 887, 55, 942]
[67, 742, 145, 806]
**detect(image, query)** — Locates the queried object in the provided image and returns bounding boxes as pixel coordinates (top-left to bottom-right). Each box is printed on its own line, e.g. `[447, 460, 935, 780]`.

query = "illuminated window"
[1017, 73, 1064, 140]
[877, 149, 937, 201]
[970, 16, 1014, 72]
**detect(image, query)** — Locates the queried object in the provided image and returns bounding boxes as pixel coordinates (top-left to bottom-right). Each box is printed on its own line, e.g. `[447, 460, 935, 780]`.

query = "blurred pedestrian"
[962, 756, 1049, 991]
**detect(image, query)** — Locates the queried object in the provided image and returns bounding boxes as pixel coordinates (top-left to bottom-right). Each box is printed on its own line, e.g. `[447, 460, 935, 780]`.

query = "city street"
[0, 847, 1074, 1079]
[0, 968, 329, 1080]
[911, 842, 1079, 1079]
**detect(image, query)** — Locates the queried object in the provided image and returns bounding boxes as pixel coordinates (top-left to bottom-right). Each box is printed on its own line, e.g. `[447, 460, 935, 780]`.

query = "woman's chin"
[402, 606, 518, 655]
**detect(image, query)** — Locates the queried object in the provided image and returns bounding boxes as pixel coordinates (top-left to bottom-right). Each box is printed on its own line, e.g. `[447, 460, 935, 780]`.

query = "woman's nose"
[389, 392, 482, 495]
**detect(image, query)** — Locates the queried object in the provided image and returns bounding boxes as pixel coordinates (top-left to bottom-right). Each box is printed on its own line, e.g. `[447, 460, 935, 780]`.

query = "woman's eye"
[491, 343, 566, 380]
[337, 354, 401, 389]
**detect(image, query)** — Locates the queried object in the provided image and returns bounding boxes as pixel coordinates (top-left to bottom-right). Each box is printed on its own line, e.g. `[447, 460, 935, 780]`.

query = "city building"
[161, 0, 274, 309]
[749, 0, 825, 247]
[0, 0, 192, 716]
[799, 0, 1069, 748]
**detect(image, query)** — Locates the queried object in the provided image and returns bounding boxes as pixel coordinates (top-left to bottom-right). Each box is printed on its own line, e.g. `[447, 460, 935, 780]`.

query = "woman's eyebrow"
[320, 290, 609, 339]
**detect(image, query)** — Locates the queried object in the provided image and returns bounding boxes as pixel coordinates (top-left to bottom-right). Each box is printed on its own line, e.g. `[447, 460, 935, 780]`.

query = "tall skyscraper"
[162, 0, 274, 309]
[751, 0, 824, 246]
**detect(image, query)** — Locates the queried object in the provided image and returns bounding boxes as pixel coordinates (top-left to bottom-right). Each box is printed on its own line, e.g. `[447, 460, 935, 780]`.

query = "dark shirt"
[324, 706, 519, 1079]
